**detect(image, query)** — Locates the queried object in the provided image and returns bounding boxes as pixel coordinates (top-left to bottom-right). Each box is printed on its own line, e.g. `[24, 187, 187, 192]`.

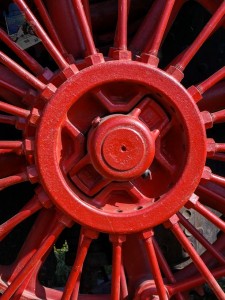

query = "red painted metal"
[0, 0, 224, 299]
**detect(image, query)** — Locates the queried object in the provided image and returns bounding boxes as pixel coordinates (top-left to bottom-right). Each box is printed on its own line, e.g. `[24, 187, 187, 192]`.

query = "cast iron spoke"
[186, 196, 225, 233]
[14, 0, 71, 71]
[165, 216, 225, 299]
[0, 114, 16, 125]
[142, 230, 168, 300]
[0, 79, 27, 98]
[82, 0, 92, 29]
[114, 0, 128, 50]
[34, 0, 68, 57]
[144, 0, 175, 57]
[0, 171, 28, 190]
[211, 109, 225, 124]
[62, 228, 99, 300]
[0, 141, 23, 153]
[0, 195, 42, 241]
[153, 239, 185, 300]
[167, 264, 225, 296]
[0, 51, 47, 91]
[0, 100, 30, 118]
[178, 212, 225, 264]
[171, 1, 225, 73]
[110, 235, 126, 300]
[0, 28, 45, 76]
[1, 214, 68, 299]
[72, 0, 98, 57]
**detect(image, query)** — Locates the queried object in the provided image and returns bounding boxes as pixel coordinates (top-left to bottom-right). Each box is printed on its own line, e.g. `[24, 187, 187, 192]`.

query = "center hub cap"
[88, 114, 157, 180]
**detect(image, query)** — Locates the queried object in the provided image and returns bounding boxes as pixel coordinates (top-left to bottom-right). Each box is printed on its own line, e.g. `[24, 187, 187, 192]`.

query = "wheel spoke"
[0, 79, 27, 98]
[197, 67, 225, 94]
[114, 0, 128, 50]
[62, 228, 99, 300]
[110, 235, 126, 300]
[1, 213, 69, 299]
[0, 141, 23, 153]
[204, 169, 225, 189]
[211, 109, 225, 124]
[178, 212, 225, 264]
[82, 0, 92, 29]
[0, 28, 44, 76]
[165, 216, 225, 299]
[0, 195, 42, 241]
[143, 0, 175, 57]
[170, 1, 225, 73]
[197, 184, 225, 215]
[0, 101, 30, 118]
[188, 67, 225, 102]
[209, 153, 225, 162]
[0, 171, 28, 190]
[186, 195, 225, 233]
[168, 264, 225, 296]
[0, 51, 47, 91]
[120, 263, 128, 299]
[72, 0, 98, 57]
[130, 0, 184, 56]
[0, 114, 16, 125]
[153, 239, 185, 300]
[141, 230, 168, 300]
[14, 0, 71, 71]
[34, 0, 68, 58]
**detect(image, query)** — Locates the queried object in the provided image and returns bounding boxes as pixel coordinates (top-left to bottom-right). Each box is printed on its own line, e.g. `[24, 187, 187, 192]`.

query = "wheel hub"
[88, 114, 157, 180]
[36, 61, 206, 233]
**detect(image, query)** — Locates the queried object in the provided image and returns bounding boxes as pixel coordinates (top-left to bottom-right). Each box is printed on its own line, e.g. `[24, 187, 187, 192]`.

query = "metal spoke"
[34, 0, 68, 57]
[62, 228, 98, 300]
[142, 231, 168, 300]
[115, 0, 128, 50]
[172, 1, 225, 72]
[178, 212, 225, 264]
[72, 0, 98, 56]
[0, 101, 30, 118]
[0, 196, 40, 241]
[144, 0, 175, 56]
[0, 79, 27, 98]
[186, 196, 225, 233]
[0, 172, 28, 190]
[1, 215, 67, 299]
[0, 114, 16, 125]
[0, 51, 47, 91]
[153, 239, 185, 300]
[14, 0, 70, 71]
[110, 235, 126, 300]
[165, 216, 225, 299]
[0, 141, 23, 153]
[0, 28, 44, 76]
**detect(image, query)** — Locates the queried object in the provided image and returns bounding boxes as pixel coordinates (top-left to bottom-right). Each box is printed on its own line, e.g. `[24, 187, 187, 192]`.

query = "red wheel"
[0, 0, 225, 299]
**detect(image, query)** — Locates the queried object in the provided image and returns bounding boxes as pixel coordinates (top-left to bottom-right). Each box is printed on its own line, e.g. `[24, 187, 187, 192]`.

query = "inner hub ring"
[36, 61, 206, 234]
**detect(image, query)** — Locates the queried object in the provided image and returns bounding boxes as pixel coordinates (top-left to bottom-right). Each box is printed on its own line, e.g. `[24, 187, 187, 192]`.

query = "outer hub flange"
[88, 114, 156, 180]
[36, 61, 206, 234]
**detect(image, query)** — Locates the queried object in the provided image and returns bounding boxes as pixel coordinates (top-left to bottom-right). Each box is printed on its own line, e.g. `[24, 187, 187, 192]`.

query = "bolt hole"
[136, 206, 143, 210]
[121, 145, 127, 152]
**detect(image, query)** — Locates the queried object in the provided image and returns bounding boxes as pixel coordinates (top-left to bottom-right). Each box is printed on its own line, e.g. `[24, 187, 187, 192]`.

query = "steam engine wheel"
[0, 0, 225, 299]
